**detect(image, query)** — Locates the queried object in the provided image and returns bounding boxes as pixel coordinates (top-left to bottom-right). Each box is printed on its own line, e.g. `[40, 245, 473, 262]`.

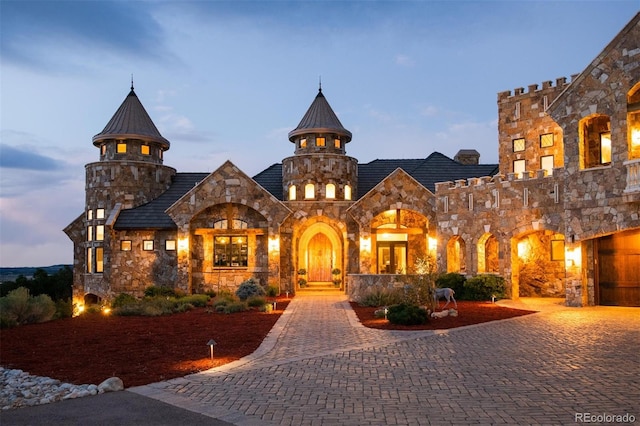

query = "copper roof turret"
[92, 85, 170, 150]
[288, 88, 352, 142]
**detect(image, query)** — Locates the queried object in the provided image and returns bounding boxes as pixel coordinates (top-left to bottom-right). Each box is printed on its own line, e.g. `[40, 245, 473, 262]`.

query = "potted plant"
[331, 268, 342, 288]
[297, 268, 307, 288]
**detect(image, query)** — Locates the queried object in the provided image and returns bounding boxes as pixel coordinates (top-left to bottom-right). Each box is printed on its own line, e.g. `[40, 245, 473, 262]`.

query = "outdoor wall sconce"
[207, 339, 217, 362]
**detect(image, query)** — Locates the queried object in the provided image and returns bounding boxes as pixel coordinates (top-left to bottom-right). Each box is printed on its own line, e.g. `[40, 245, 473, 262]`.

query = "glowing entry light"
[517, 240, 530, 259]
[269, 236, 280, 252]
[428, 236, 438, 252]
[360, 236, 371, 251]
[565, 247, 581, 268]
[207, 339, 217, 363]
[177, 238, 189, 251]
[102, 306, 111, 315]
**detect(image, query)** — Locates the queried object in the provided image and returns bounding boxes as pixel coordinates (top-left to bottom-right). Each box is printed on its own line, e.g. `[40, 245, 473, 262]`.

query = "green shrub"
[144, 286, 176, 298]
[112, 293, 138, 308]
[0, 287, 56, 327]
[54, 299, 73, 319]
[247, 295, 267, 308]
[175, 302, 195, 313]
[464, 274, 506, 301]
[266, 285, 279, 297]
[260, 303, 273, 313]
[235, 279, 265, 300]
[436, 273, 467, 299]
[357, 287, 404, 307]
[222, 301, 248, 314]
[179, 294, 210, 307]
[386, 303, 428, 325]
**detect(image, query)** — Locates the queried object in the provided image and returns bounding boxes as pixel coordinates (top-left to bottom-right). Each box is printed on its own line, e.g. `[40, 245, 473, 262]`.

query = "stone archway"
[477, 233, 499, 273]
[447, 236, 466, 273]
[298, 222, 342, 283]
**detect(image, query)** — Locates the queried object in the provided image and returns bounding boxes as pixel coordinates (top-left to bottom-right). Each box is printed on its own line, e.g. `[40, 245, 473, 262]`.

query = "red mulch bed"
[1, 298, 535, 388]
[0, 298, 289, 388]
[351, 300, 536, 330]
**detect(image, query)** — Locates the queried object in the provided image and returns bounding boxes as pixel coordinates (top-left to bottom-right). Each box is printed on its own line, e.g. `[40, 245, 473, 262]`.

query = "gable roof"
[252, 163, 283, 200]
[92, 86, 170, 149]
[113, 173, 208, 230]
[357, 152, 499, 196]
[288, 89, 352, 142]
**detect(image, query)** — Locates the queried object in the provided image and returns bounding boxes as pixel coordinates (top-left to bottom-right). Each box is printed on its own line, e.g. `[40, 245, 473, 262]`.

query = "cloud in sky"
[0, 1, 637, 266]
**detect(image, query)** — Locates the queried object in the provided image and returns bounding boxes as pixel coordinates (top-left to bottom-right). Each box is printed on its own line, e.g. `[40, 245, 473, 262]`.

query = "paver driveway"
[131, 293, 639, 425]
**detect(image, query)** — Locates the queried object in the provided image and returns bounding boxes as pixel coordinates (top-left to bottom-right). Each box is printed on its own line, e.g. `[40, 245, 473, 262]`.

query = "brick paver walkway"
[130, 292, 640, 425]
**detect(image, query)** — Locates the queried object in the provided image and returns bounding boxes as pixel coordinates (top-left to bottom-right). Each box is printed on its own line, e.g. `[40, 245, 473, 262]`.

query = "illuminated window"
[600, 132, 611, 164]
[101, 145, 106, 155]
[141, 145, 150, 155]
[213, 219, 228, 229]
[87, 210, 93, 220]
[96, 208, 105, 219]
[96, 247, 104, 273]
[334, 138, 340, 148]
[513, 138, 525, 152]
[628, 85, 640, 159]
[159, 150, 163, 160]
[541, 155, 554, 176]
[305, 183, 315, 199]
[514, 159, 526, 178]
[87, 248, 93, 273]
[540, 133, 554, 148]
[551, 240, 565, 261]
[165, 240, 176, 251]
[117, 142, 127, 153]
[214, 236, 248, 267]
[232, 219, 248, 229]
[289, 185, 297, 200]
[316, 137, 325, 147]
[96, 225, 104, 241]
[344, 184, 352, 200]
[143, 240, 154, 251]
[326, 183, 336, 199]
[579, 115, 611, 169]
[87, 226, 93, 242]
[121, 240, 132, 251]
[300, 138, 307, 148]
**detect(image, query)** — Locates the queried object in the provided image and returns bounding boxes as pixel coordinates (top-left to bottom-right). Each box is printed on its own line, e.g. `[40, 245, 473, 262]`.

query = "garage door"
[597, 229, 640, 307]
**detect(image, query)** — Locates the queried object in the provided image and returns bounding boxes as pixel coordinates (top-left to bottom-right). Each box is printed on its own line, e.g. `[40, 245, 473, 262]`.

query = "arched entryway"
[298, 222, 342, 284]
[447, 236, 466, 273]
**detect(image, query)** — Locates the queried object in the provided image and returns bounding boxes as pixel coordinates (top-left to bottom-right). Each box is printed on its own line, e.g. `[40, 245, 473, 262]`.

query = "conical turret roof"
[288, 88, 352, 142]
[92, 86, 170, 149]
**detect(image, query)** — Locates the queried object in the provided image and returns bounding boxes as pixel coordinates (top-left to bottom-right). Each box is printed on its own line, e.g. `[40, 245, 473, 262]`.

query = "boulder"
[98, 377, 124, 393]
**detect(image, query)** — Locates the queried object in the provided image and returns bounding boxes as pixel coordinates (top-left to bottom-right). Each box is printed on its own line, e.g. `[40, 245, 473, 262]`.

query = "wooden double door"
[307, 233, 333, 282]
[597, 229, 640, 307]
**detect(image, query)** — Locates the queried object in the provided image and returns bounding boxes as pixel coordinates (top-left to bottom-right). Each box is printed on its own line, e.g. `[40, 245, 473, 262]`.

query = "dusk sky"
[1, 1, 638, 267]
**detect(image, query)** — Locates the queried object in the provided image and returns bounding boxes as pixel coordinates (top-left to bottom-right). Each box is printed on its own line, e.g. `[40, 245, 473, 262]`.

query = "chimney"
[454, 149, 480, 165]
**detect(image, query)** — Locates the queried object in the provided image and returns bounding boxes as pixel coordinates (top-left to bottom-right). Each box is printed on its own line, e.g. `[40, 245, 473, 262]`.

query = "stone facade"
[66, 13, 640, 308]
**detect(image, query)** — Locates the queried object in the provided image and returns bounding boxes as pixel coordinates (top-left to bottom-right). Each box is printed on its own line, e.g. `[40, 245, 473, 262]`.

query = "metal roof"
[288, 89, 352, 142]
[92, 86, 170, 149]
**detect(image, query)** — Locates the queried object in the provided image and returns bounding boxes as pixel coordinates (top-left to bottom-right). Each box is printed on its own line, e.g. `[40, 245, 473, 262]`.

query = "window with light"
[214, 236, 248, 267]
[325, 183, 336, 199]
[305, 183, 315, 199]
[289, 185, 297, 200]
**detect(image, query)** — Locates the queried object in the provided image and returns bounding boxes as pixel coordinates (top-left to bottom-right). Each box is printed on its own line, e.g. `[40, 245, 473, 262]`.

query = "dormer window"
[316, 137, 325, 147]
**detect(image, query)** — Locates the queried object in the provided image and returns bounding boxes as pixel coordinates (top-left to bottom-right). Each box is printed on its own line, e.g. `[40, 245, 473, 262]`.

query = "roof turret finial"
[319, 75, 322, 93]
[131, 74, 134, 91]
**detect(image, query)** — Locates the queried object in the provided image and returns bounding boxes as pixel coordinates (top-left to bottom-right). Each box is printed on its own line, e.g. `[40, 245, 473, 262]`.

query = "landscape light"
[207, 339, 217, 362]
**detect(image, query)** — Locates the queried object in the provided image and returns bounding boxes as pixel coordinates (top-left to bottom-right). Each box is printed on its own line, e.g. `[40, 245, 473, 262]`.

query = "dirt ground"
[0, 298, 534, 388]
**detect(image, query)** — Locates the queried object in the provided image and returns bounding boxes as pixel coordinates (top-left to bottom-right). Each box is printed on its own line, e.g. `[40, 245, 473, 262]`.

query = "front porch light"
[268, 236, 280, 252]
[360, 236, 371, 251]
[428, 236, 437, 252]
[178, 237, 189, 252]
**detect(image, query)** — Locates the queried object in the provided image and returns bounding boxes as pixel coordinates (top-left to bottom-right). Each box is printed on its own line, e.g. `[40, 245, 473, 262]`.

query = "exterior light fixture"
[207, 339, 217, 362]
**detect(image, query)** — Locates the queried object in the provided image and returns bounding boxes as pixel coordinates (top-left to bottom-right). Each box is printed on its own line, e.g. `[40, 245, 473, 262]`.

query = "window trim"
[143, 240, 154, 251]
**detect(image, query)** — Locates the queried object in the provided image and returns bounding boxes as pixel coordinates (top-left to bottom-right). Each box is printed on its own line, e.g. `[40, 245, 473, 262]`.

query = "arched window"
[628, 83, 640, 159]
[289, 185, 297, 200]
[305, 183, 315, 199]
[325, 183, 335, 199]
[344, 184, 352, 200]
[579, 114, 611, 169]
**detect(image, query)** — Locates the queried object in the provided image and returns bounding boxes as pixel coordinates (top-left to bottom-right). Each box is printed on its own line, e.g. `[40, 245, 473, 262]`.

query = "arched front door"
[298, 222, 342, 285]
[308, 233, 332, 282]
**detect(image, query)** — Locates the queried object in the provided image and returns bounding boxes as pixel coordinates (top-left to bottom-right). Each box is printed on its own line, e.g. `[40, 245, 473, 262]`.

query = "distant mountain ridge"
[0, 265, 72, 283]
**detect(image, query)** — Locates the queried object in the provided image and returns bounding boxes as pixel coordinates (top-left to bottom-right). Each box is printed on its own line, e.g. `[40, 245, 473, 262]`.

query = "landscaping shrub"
[0, 287, 56, 328]
[436, 273, 467, 299]
[464, 274, 506, 301]
[175, 302, 195, 313]
[54, 299, 73, 319]
[247, 295, 267, 308]
[386, 303, 428, 325]
[144, 286, 176, 298]
[357, 287, 404, 307]
[221, 300, 248, 314]
[260, 303, 273, 313]
[179, 294, 210, 307]
[112, 293, 137, 308]
[235, 279, 265, 300]
[266, 285, 279, 297]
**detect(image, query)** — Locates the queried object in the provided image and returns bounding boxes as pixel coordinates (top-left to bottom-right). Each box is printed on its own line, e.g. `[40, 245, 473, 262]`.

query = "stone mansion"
[65, 13, 640, 308]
